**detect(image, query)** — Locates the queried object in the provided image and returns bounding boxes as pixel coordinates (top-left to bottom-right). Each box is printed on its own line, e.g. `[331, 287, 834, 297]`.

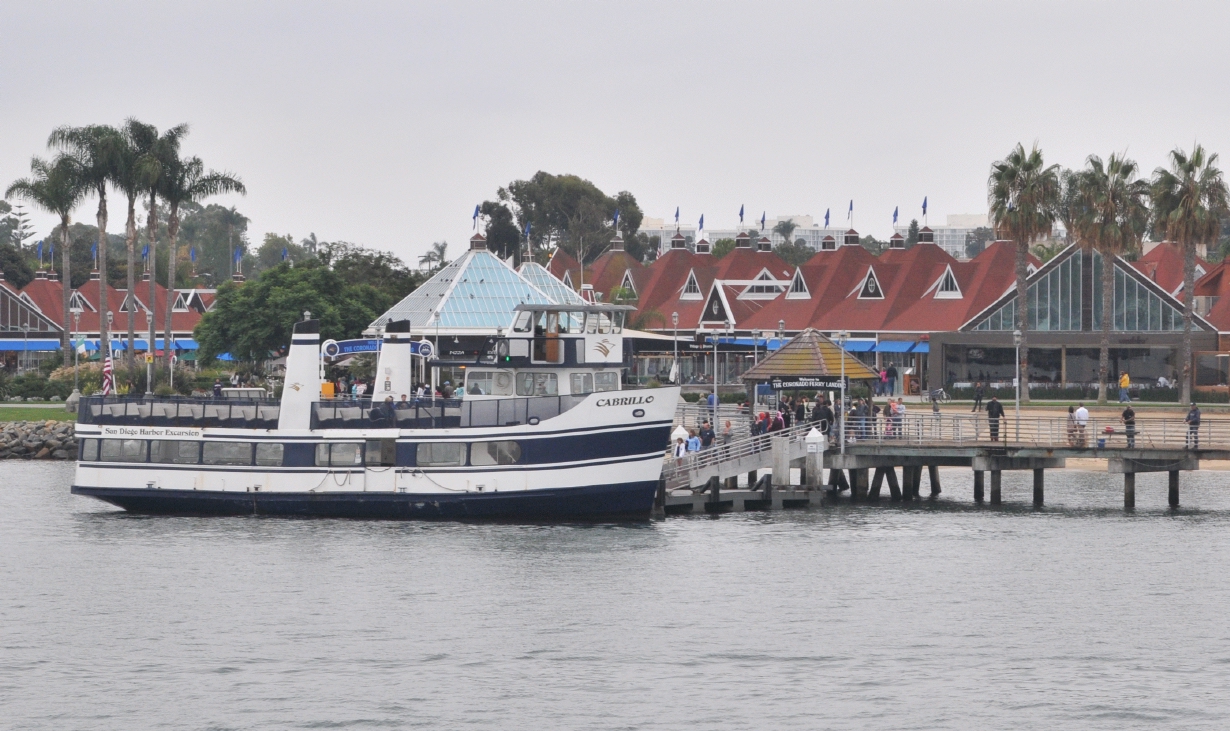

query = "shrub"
[1194, 389, 1230, 404]
[719, 392, 747, 404]
[681, 392, 701, 403]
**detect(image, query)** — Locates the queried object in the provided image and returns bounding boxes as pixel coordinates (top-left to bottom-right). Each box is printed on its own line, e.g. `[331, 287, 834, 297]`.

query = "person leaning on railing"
[985, 395, 1004, 442]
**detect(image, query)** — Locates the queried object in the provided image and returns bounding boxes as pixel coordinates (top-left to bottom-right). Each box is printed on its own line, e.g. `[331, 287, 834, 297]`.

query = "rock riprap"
[0, 421, 77, 459]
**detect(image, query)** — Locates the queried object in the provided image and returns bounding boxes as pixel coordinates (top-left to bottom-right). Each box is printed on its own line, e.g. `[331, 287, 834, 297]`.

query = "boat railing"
[310, 394, 589, 430]
[78, 395, 282, 429]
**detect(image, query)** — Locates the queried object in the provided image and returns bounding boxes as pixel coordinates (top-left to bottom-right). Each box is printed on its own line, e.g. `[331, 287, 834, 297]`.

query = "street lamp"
[71, 308, 82, 394]
[778, 319, 786, 345]
[106, 311, 114, 364]
[20, 324, 29, 374]
[752, 329, 761, 365]
[837, 330, 849, 454]
[671, 311, 679, 384]
[1013, 329, 1022, 443]
[145, 310, 154, 395]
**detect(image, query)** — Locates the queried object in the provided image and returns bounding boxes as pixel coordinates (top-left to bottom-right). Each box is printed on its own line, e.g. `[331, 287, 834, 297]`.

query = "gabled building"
[0, 271, 63, 371]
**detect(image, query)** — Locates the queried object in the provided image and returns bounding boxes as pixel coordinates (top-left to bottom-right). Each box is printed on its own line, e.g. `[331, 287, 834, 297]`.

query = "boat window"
[255, 443, 284, 467]
[416, 442, 466, 467]
[151, 440, 201, 465]
[566, 312, 585, 332]
[365, 439, 396, 466]
[203, 441, 253, 466]
[571, 373, 593, 395]
[80, 438, 99, 461]
[315, 443, 330, 466]
[470, 441, 521, 466]
[611, 312, 624, 334]
[585, 313, 598, 334]
[513, 310, 533, 333]
[328, 443, 362, 466]
[594, 372, 619, 392]
[596, 312, 612, 334]
[100, 438, 147, 463]
[516, 372, 558, 396]
[466, 371, 495, 396]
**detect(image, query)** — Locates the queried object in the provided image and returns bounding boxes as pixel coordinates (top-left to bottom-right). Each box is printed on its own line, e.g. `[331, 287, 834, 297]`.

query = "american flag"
[102, 355, 114, 395]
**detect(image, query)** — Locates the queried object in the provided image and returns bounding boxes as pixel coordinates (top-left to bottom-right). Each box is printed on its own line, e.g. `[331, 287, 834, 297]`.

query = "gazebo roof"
[740, 328, 879, 382]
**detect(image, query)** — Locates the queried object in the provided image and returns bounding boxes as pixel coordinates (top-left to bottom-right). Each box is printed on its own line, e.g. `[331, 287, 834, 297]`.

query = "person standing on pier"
[1074, 403, 1090, 447]
[1186, 403, 1201, 449]
[699, 420, 715, 450]
[1119, 371, 1131, 403]
[1121, 403, 1136, 448]
[812, 398, 834, 443]
[986, 395, 1004, 442]
[972, 381, 984, 412]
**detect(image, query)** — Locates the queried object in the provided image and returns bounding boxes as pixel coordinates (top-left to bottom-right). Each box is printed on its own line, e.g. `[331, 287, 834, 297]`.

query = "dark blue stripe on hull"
[71, 481, 659, 522]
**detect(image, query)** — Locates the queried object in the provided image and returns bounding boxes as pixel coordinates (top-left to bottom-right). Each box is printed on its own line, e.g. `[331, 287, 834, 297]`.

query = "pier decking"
[661, 412, 1226, 513]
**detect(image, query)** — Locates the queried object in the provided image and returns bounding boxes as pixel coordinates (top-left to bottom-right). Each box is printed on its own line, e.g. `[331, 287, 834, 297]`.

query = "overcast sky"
[4, 1, 1229, 263]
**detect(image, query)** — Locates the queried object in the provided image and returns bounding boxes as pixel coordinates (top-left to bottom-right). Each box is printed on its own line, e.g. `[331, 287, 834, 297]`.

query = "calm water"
[4, 462, 1230, 730]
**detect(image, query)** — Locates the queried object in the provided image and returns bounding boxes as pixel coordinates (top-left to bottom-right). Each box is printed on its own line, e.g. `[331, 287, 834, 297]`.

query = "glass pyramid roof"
[518, 262, 587, 306]
[370, 250, 556, 331]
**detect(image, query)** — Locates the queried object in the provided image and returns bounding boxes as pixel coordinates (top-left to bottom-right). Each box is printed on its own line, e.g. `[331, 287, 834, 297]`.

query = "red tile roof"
[19, 275, 203, 336]
[1131, 242, 1208, 296]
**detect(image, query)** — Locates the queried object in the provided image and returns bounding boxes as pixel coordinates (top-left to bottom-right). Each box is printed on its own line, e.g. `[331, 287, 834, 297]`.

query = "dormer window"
[786, 269, 810, 299]
[68, 290, 96, 312]
[680, 270, 702, 300]
[172, 293, 189, 312]
[738, 269, 784, 299]
[852, 267, 884, 299]
[619, 270, 637, 298]
[928, 265, 963, 299]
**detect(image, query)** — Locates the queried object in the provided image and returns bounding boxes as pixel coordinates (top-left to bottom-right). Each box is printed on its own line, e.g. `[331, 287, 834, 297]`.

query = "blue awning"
[176, 339, 198, 350]
[843, 340, 877, 352]
[0, 339, 63, 351]
[713, 336, 788, 350]
[875, 340, 916, 353]
[911, 342, 930, 353]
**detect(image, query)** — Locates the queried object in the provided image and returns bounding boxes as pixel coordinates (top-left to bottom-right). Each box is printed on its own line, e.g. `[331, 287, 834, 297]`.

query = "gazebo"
[741, 328, 879, 399]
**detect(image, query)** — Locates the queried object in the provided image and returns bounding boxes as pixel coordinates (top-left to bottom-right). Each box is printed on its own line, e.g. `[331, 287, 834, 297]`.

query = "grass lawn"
[0, 406, 77, 422]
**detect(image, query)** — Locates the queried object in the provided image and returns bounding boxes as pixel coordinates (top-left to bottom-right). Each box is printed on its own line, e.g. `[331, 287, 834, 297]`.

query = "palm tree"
[6, 155, 87, 360]
[988, 143, 1060, 404]
[1073, 154, 1150, 404]
[138, 123, 189, 369]
[772, 219, 797, 244]
[48, 124, 123, 350]
[1151, 145, 1230, 403]
[159, 156, 245, 373]
[116, 119, 160, 366]
[418, 240, 448, 271]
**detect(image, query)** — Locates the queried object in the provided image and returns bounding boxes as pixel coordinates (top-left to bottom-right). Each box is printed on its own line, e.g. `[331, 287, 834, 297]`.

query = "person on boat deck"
[469, 381, 483, 395]
[212, 379, 222, 398]
[371, 395, 396, 423]
[396, 394, 411, 409]
[673, 437, 687, 459]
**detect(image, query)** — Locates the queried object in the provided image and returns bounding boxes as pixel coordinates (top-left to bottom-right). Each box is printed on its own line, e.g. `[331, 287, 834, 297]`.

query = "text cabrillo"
[595, 396, 654, 407]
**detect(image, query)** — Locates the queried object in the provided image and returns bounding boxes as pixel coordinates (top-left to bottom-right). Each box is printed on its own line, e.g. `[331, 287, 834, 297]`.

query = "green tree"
[906, 219, 920, 247]
[418, 241, 449, 271]
[159, 148, 243, 370]
[774, 239, 813, 266]
[859, 235, 887, 256]
[711, 237, 736, 259]
[772, 218, 798, 244]
[964, 227, 994, 258]
[6, 155, 86, 359]
[48, 124, 124, 346]
[1, 201, 37, 250]
[1029, 240, 1065, 263]
[479, 200, 521, 261]
[1072, 153, 1150, 404]
[253, 233, 306, 275]
[629, 232, 659, 263]
[318, 240, 421, 302]
[194, 260, 393, 362]
[1151, 145, 1230, 403]
[0, 243, 35, 288]
[115, 119, 166, 363]
[989, 142, 1061, 403]
[178, 203, 250, 287]
[499, 172, 642, 262]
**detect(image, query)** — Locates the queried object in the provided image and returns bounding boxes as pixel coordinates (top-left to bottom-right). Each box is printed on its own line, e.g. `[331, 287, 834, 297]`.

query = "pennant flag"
[48, 241, 54, 259]
[234, 247, 242, 263]
[760, 211, 766, 231]
[698, 214, 704, 232]
[523, 221, 531, 238]
[102, 354, 114, 395]
[190, 246, 196, 263]
[281, 247, 288, 261]
[824, 209, 830, 227]
[922, 196, 928, 215]
[674, 207, 680, 225]
[848, 200, 854, 214]
[472, 204, 480, 229]
[893, 206, 898, 225]
[37, 240, 42, 262]
[142, 244, 149, 260]
[613, 209, 620, 229]
[739, 204, 744, 225]
[90, 242, 97, 260]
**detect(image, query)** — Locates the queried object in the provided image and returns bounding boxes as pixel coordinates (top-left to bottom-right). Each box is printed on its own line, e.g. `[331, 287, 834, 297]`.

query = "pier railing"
[663, 421, 816, 486]
[820, 413, 1223, 451]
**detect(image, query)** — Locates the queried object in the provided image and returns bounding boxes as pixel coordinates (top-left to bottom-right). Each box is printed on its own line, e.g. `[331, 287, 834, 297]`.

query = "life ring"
[495, 373, 511, 389]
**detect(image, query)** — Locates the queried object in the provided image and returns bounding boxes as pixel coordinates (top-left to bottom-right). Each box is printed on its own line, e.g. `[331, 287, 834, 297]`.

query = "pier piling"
[1033, 468, 1044, 507]
[990, 470, 1002, 505]
[869, 468, 885, 501]
[886, 467, 901, 501]
[1124, 472, 1135, 509]
[973, 470, 984, 504]
[1169, 470, 1179, 507]
[927, 465, 942, 497]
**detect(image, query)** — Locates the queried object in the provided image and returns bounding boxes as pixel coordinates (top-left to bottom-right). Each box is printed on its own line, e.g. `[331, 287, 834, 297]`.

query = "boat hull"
[71, 479, 660, 521]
